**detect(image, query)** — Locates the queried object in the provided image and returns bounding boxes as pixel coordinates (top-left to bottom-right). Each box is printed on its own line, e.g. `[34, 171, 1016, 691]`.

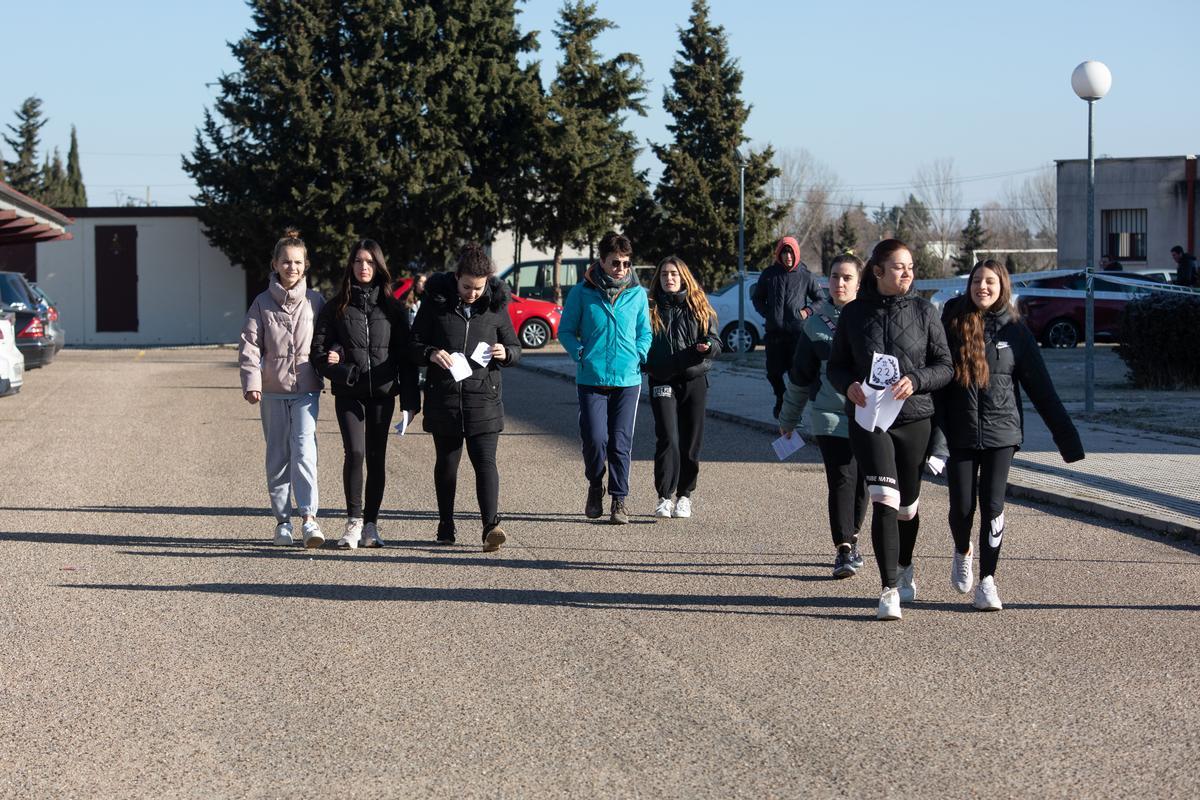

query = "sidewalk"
[519, 351, 1200, 541]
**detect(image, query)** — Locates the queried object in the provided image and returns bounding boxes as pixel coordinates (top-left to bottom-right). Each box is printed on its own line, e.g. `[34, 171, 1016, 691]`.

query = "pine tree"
[638, 0, 783, 289]
[65, 126, 86, 206]
[38, 149, 69, 206]
[185, 0, 540, 285]
[3, 97, 46, 195]
[835, 211, 857, 255]
[522, 0, 647, 303]
[956, 208, 988, 273]
[819, 223, 837, 274]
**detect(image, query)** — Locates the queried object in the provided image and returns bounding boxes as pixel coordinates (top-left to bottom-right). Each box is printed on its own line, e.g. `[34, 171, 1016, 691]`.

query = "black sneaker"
[832, 545, 857, 579]
[610, 496, 629, 525]
[849, 541, 864, 570]
[585, 484, 604, 519]
[482, 520, 506, 552]
[435, 521, 456, 545]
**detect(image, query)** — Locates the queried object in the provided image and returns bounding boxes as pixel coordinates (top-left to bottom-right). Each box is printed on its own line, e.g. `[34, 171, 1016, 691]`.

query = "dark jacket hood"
[426, 271, 511, 314]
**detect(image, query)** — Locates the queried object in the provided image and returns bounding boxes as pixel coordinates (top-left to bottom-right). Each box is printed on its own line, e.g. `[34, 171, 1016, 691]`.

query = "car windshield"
[0, 275, 34, 308]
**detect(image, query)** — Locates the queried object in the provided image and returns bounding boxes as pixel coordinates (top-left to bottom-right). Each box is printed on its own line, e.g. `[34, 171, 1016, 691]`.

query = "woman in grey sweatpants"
[238, 229, 326, 548]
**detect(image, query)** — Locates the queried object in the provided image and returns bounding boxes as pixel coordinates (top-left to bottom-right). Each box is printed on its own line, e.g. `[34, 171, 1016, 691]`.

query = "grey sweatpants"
[260, 393, 320, 522]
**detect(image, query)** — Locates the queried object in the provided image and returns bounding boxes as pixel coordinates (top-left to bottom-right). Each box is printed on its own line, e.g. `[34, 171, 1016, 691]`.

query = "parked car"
[1018, 270, 1168, 348]
[0, 271, 55, 368]
[393, 273, 563, 350]
[0, 310, 25, 396]
[27, 282, 65, 353]
[706, 271, 764, 352]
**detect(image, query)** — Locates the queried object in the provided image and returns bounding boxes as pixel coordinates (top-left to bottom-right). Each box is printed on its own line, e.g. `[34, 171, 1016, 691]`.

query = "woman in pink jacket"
[239, 229, 326, 547]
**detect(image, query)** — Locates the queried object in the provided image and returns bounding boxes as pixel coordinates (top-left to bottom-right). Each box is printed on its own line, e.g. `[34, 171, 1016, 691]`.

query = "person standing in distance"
[559, 232, 653, 524]
[645, 255, 720, 520]
[752, 236, 823, 419]
[409, 244, 521, 551]
[311, 240, 420, 549]
[239, 229, 326, 548]
[827, 239, 953, 620]
[933, 260, 1084, 610]
[778, 254, 868, 578]
[1170, 245, 1198, 286]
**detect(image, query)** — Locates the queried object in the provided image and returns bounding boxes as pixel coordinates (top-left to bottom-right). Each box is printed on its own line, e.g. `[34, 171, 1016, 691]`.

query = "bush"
[1118, 292, 1200, 388]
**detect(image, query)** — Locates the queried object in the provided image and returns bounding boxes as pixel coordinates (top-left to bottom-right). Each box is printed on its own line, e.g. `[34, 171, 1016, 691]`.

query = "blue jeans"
[260, 393, 320, 522]
[578, 384, 640, 498]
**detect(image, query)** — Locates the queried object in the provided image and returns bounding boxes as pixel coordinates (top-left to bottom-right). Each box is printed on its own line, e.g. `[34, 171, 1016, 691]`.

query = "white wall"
[36, 213, 246, 345]
[487, 229, 590, 271]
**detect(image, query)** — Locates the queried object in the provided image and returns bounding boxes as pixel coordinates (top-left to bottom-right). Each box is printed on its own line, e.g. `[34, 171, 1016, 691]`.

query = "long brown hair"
[648, 255, 714, 333]
[948, 259, 1018, 388]
[334, 239, 393, 319]
[402, 270, 431, 311]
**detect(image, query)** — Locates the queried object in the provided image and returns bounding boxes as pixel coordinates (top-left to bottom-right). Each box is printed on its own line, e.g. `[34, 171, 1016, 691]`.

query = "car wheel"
[1043, 318, 1080, 348]
[721, 322, 759, 353]
[519, 319, 551, 349]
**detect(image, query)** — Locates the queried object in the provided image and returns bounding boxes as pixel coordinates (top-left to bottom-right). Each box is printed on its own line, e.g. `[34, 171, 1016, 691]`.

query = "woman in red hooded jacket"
[751, 236, 823, 418]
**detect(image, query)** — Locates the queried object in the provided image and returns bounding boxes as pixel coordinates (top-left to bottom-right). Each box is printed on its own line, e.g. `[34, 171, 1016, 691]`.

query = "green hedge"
[1119, 292, 1200, 388]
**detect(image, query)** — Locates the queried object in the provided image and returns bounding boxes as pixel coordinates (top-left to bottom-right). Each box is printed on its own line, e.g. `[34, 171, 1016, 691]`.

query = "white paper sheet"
[447, 352, 473, 382]
[926, 455, 946, 475]
[393, 410, 411, 436]
[771, 433, 806, 461]
[470, 341, 493, 367]
[854, 383, 905, 433]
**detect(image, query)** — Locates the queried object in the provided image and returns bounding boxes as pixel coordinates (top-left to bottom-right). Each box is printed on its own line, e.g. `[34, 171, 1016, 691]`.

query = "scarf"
[592, 264, 636, 303]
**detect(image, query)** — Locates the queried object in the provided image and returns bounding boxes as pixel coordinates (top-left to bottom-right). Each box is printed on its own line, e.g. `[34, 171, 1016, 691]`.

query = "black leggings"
[764, 332, 797, 400]
[947, 446, 1015, 579]
[815, 435, 868, 549]
[650, 375, 707, 499]
[335, 394, 395, 522]
[848, 417, 931, 588]
[433, 431, 500, 529]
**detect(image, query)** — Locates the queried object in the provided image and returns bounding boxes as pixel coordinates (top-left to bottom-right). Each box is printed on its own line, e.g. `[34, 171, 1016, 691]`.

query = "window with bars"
[1101, 209, 1147, 260]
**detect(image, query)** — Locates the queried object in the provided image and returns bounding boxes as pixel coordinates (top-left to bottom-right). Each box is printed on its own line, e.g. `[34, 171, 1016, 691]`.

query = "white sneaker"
[362, 521, 384, 548]
[973, 576, 1003, 611]
[877, 587, 902, 620]
[655, 497, 674, 518]
[273, 522, 294, 546]
[951, 547, 974, 594]
[337, 518, 363, 549]
[302, 519, 324, 549]
[673, 496, 692, 518]
[897, 564, 917, 602]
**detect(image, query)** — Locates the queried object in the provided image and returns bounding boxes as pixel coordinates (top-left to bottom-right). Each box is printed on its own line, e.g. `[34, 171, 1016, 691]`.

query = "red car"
[1017, 271, 1165, 348]
[393, 277, 562, 349]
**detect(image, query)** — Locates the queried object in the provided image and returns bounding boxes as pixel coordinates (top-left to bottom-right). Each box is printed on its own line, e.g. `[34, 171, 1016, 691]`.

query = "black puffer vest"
[644, 289, 721, 383]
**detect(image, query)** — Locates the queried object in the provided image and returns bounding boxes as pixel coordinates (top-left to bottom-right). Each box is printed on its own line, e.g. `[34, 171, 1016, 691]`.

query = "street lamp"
[736, 150, 747, 352]
[1072, 60, 1111, 413]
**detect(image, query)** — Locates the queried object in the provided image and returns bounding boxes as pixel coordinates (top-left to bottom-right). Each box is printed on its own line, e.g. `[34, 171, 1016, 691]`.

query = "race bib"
[868, 352, 901, 389]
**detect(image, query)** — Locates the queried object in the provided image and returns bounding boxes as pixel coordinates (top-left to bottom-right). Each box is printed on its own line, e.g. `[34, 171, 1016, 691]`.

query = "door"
[95, 225, 138, 332]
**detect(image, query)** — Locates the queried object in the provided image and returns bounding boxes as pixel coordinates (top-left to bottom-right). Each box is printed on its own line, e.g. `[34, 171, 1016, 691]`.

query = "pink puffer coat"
[239, 276, 325, 394]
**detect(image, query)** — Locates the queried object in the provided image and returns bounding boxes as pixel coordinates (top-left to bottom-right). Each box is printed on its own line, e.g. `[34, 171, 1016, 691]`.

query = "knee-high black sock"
[871, 503, 899, 588]
[898, 515, 919, 568]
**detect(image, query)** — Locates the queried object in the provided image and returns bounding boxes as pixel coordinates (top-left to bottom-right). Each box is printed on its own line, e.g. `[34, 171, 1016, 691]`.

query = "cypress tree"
[3, 97, 46, 195]
[66, 126, 86, 206]
[835, 211, 857, 255]
[522, 0, 647, 303]
[37, 150, 69, 207]
[956, 208, 988, 273]
[640, 0, 783, 288]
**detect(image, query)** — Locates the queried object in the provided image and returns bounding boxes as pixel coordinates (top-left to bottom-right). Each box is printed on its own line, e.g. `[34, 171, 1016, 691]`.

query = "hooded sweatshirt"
[751, 237, 822, 336]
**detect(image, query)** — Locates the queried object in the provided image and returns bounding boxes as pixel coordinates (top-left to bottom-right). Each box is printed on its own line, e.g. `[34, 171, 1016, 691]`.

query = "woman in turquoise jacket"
[559, 232, 652, 524]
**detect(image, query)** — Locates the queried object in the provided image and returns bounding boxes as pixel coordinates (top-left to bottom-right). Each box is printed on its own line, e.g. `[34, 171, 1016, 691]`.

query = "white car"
[706, 272, 764, 352]
[0, 310, 25, 396]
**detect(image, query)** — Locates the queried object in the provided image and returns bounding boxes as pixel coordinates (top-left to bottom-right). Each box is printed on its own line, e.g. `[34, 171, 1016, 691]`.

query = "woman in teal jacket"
[559, 232, 652, 524]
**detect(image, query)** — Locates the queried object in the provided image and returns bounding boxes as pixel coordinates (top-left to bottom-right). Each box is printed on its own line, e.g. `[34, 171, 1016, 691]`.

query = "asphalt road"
[1, 348, 1198, 799]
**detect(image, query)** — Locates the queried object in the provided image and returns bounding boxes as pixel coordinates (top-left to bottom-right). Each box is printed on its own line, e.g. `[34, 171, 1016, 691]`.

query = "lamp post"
[1072, 60, 1112, 413]
[737, 151, 747, 352]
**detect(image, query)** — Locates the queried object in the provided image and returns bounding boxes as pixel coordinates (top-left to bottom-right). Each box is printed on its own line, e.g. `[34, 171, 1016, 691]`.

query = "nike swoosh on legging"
[988, 513, 1005, 549]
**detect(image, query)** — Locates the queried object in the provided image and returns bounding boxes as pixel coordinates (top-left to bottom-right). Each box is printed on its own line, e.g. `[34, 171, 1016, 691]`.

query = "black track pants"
[764, 332, 797, 400]
[335, 394, 395, 522]
[947, 446, 1015, 579]
[433, 431, 500, 529]
[815, 435, 868, 549]
[650, 375, 707, 499]
[847, 417, 931, 588]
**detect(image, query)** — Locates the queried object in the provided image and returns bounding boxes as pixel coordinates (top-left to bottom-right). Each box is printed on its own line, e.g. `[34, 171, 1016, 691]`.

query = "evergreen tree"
[956, 208, 988, 273]
[522, 0, 647, 302]
[818, 222, 837, 274]
[3, 97, 46, 195]
[38, 150, 69, 206]
[65, 126, 86, 206]
[835, 210, 857, 255]
[185, 0, 541, 285]
[640, 0, 782, 288]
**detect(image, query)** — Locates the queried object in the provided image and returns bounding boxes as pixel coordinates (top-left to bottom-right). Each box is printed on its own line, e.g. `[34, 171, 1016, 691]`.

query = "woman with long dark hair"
[827, 239, 953, 620]
[312, 239, 419, 549]
[935, 260, 1083, 610]
[645, 255, 720, 519]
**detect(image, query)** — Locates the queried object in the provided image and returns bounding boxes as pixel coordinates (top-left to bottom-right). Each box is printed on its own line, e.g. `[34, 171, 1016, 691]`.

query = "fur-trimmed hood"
[424, 271, 511, 314]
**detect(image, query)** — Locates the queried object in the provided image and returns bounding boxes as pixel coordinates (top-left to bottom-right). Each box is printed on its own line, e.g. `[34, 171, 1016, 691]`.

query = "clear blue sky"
[3, 0, 1196, 210]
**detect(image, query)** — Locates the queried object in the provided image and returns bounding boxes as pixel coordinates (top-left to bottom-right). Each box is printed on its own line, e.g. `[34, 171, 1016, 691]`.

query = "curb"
[518, 359, 1200, 545]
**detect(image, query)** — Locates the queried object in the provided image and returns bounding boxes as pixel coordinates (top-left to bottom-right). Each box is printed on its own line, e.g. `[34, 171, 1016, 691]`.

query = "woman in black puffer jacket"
[933, 260, 1083, 612]
[409, 243, 521, 551]
[645, 255, 720, 520]
[827, 238, 954, 621]
[311, 239, 420, 550]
